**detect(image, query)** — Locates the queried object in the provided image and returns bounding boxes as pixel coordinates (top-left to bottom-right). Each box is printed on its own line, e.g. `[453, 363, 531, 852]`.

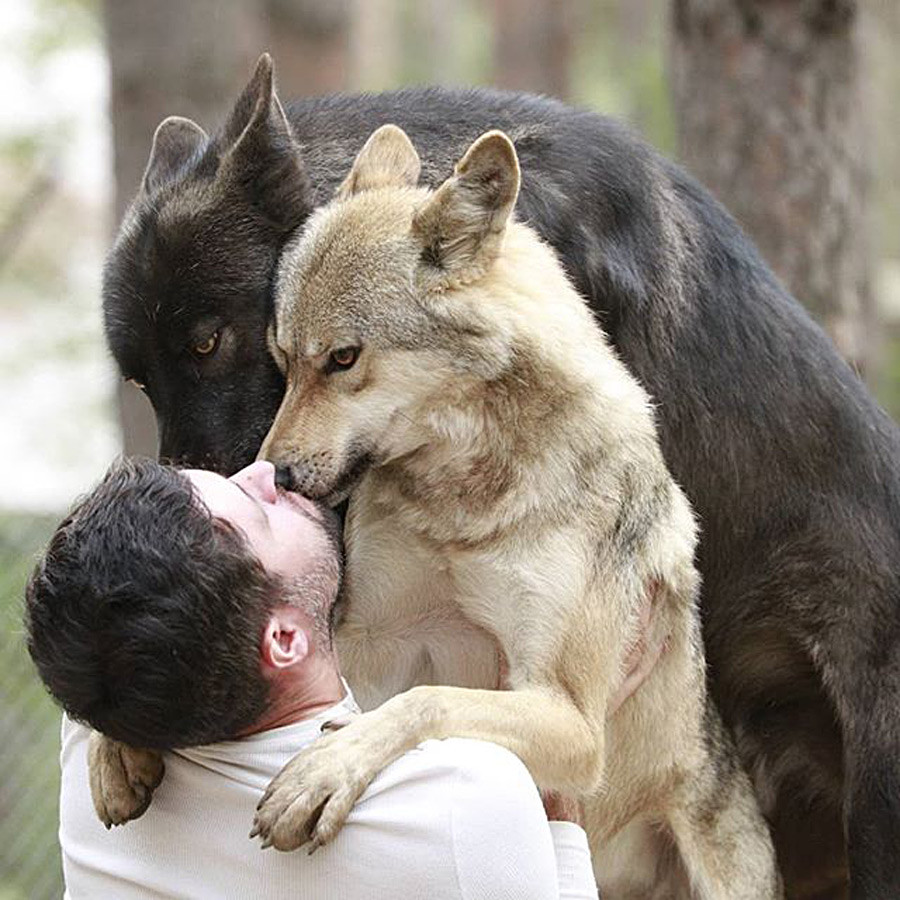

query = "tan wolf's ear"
[337, 124, 421, 199]
[141, 116, 208, 194]
[412, 130, 519, 288]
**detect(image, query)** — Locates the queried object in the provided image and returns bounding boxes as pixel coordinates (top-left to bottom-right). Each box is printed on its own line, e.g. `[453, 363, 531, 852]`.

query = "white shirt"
[60, 691, 597, 899]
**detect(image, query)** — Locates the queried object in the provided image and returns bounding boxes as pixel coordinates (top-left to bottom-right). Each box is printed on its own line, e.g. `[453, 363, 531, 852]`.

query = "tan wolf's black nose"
[274, 465, 295, 491]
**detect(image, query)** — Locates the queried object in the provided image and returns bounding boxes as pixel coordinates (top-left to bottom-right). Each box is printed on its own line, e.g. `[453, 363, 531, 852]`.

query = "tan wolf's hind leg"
[668, 706, 783, 899]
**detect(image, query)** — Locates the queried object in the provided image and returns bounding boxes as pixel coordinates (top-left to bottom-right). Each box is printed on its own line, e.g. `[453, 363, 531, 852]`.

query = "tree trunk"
[492, 0, 575, 100]
[669, 0, 875, 378]
[266, 0, 351, 96]
[413, 0, 462, 86]
[348, 0, 399, 91]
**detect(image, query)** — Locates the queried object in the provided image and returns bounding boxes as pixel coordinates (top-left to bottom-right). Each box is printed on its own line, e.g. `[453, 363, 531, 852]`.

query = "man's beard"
[282, 505, 343, 650]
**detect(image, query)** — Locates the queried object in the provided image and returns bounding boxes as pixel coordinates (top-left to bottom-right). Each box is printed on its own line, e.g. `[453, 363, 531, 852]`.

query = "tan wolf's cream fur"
[244, 125, 782, 897]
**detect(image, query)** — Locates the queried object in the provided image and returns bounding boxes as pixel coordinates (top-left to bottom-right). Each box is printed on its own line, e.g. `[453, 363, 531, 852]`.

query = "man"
[27, 457, 609, 898]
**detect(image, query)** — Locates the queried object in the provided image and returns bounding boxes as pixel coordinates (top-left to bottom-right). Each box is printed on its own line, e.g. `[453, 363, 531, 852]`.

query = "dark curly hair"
[24, 457, 280, 749]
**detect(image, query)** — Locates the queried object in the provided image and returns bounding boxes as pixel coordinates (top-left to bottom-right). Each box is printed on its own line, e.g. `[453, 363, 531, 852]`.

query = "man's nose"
[231, 459, 278, 504]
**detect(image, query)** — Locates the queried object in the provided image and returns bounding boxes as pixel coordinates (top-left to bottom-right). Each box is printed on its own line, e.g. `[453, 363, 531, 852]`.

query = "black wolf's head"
[103, 55, 309, 473]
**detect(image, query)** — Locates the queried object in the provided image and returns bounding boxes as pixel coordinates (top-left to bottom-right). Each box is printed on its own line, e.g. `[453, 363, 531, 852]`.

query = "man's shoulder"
[351, 738, 561, 899]
[381, 736, 530, 778]
[415, 737, 532, 778]
[360, 737, 540, 812]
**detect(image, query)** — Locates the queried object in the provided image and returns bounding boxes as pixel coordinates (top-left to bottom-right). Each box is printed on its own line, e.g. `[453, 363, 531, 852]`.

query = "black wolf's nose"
[274, 465, 295, 491]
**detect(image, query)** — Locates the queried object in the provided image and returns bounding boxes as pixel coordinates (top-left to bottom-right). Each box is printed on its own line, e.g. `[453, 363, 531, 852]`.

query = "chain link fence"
[1, 513, 63, 900]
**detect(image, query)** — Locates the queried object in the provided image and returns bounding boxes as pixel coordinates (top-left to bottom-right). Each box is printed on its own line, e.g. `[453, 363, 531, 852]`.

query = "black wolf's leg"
[843, 693, 900, 898]
[818, 600, 900, 900]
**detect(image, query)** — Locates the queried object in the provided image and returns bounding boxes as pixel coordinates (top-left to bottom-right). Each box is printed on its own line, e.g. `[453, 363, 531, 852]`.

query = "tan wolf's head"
[258, 124, 521, 504]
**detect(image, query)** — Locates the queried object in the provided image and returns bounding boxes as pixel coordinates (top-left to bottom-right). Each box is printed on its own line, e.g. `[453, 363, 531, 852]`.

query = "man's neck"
[243, 655, 346, 735]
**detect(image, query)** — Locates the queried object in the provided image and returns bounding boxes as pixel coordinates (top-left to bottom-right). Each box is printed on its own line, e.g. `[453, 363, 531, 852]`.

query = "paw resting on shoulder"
[87, 731, 165, 828]
[251, 719, 384, 853]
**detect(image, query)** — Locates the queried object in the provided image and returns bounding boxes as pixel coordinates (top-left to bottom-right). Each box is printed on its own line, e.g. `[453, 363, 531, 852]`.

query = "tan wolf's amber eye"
[194, 331, 219, 356]
[329, 346, 360, 371]
[126, 377, 146, 392]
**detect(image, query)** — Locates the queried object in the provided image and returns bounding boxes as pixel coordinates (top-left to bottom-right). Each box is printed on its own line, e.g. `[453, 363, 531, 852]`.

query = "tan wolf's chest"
[335, 509, 504, 711]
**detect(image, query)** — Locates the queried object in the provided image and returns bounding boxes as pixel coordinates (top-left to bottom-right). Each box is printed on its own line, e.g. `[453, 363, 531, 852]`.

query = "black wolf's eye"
[327, 346, 360, 373]
[193, 331, 219, 357]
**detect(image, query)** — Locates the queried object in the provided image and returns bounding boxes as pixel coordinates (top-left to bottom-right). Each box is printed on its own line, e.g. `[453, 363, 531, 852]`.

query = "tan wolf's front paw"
[88, 731, 164, 828]
[250, 730, 372, 853]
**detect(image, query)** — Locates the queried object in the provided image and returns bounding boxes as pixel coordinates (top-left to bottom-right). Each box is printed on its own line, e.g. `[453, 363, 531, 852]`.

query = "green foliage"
[0, 514, 64, 900]
[570, 0, 674, 154]
[876, 324, 900, 422]
[0, 135, 46, 169]
[25, 0, 100, 58]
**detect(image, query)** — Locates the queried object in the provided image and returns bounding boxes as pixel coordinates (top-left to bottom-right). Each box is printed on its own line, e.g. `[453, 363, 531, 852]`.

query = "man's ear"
[218, 53, 311, 233]
[260, 607, 311, 672]
[336, 124, 421, 200]
[141, 116, 208, 194]
[412, 130, 520, 289]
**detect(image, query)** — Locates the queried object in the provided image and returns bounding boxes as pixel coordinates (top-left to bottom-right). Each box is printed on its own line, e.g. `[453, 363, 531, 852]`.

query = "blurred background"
[1, 0, 898, 895]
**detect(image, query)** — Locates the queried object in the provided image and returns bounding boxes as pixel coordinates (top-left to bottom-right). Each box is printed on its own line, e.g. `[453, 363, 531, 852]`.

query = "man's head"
[25, 458, 341, 749]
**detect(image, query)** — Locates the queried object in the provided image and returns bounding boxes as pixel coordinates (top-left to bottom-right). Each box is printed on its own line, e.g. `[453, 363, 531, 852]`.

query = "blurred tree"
[670, 0, 875, 378]
[868, 1, 900, 267]
[492, 0, 575, 99]
[866, 2, 900, 418]
[411, 0, 463, 86]
[349, 0, 399, 91]
[267, 0, 351, 96]
[103, 0, 351, 458]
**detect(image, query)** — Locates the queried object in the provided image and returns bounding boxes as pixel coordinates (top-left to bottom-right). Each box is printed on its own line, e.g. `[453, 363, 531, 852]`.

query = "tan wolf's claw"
[252, 728, 372, 852]
[88, 731, 164, 827]
[320, 712, 357, 733]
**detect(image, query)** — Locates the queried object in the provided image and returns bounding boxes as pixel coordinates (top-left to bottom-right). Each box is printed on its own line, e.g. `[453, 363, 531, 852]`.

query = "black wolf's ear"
[221, 53, 288, 150]
[412, 130, 519, 288]
[337, 125, 421, 199]
[142, 116, 208, 194]
[219, 53, 311, 232]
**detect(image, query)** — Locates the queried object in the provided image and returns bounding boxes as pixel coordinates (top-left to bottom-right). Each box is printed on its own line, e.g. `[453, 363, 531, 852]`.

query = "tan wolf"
[251, 124, 780, 898]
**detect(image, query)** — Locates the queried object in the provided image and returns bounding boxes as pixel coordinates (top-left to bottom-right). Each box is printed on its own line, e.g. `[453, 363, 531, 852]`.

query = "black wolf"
[103, 56, 900, 898]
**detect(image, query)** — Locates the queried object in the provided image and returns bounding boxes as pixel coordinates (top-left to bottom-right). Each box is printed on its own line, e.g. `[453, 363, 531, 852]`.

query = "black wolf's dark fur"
[103, 60, 900, 897]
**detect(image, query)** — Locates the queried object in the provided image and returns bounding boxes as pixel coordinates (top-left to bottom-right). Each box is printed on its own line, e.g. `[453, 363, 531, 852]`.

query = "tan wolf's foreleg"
[251, 682, 605, 851]
[87, 731, 165, 827]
